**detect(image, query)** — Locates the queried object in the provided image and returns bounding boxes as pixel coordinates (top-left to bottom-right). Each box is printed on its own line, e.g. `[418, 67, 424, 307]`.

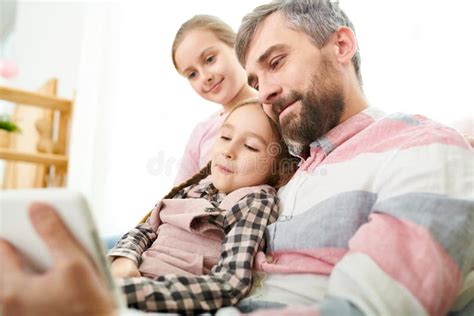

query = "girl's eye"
[205, 56, 215, 64]
[220, 136, 231, 141]
[245, 144, 258, 152]
[188, 71, 197, 79]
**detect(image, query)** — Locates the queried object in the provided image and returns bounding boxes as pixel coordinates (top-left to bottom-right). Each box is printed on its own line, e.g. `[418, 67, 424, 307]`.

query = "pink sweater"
[174, 111, 227, 185]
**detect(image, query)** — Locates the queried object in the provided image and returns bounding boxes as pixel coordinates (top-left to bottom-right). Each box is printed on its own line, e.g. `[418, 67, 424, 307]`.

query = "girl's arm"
[115, 189, 279, 314]
[107, 221, 157, 265]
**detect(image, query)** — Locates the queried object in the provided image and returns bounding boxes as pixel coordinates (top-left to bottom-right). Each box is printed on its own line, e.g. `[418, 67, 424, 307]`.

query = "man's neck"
[339, 80, 369, 124]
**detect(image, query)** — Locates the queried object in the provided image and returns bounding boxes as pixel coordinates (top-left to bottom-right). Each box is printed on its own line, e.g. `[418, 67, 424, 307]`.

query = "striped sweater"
[251, 107, 474, 316]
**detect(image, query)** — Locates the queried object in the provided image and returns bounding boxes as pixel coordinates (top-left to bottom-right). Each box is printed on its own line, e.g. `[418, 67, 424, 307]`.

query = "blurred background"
[0, 0, 473, 236]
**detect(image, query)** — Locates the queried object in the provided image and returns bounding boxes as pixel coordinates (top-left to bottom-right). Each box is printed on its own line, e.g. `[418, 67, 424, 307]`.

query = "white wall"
[4, 0, 473, 236]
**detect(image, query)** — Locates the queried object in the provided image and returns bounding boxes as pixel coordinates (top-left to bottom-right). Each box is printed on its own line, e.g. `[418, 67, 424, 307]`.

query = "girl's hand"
[110, 257, 141, 278]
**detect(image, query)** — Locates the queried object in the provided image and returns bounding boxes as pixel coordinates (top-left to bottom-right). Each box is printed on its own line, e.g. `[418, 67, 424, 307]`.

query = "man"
[1, 1, 473, 315]
[231, 1, 473, 315]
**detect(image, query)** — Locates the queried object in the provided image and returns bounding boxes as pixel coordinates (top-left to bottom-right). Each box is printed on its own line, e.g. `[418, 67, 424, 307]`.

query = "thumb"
[28, 202, 85, 265]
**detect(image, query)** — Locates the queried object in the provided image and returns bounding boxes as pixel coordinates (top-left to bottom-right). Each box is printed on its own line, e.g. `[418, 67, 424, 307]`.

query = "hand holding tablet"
[0, 189, 123, 316]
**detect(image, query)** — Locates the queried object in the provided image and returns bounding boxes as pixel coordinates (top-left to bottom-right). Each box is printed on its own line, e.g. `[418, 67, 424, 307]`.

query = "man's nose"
[258, 82, 281, 105]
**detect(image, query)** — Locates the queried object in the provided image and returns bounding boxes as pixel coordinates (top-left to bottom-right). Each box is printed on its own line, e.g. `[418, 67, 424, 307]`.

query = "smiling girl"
[172, 15, 257, 184]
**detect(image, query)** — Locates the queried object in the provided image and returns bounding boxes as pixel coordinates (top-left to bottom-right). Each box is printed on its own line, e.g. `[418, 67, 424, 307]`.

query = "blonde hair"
[172, 14, 236, 72]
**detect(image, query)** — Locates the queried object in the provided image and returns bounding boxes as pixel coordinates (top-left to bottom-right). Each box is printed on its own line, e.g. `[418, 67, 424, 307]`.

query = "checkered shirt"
[108, 181, 279, 314]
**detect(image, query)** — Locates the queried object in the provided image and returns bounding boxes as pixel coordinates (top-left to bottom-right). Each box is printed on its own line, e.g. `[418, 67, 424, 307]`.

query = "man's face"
[245, 12, 345, 149]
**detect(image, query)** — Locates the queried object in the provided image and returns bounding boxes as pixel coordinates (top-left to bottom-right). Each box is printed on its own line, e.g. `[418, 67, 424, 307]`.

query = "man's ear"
[330, 26, 357, 66]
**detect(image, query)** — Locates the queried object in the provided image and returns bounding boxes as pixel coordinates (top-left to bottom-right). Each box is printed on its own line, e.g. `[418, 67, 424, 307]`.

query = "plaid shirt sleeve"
[107, 187, 191, 264]
[107, 222, 156, 264]
[115, 189, 279, 314]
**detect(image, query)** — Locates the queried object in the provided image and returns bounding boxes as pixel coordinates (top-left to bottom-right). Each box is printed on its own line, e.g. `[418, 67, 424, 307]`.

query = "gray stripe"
[374, 192, 474, 275]
[267, 191, 377, 252]
[314, 136, 334, 155]
[309, 137, 333, 155]
[320, 297, 364, 316]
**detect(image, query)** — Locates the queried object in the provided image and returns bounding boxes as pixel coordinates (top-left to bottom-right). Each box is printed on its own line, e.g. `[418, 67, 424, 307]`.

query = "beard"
[272, 57, 345, 153]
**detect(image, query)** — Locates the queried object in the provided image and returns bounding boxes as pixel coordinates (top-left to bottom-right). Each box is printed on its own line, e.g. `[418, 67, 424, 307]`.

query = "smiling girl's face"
[210, 103, 279, 193]
[174, 29, 249, 108]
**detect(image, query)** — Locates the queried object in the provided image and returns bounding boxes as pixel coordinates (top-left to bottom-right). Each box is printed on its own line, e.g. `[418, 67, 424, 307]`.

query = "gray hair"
[236, 0, 362, 83]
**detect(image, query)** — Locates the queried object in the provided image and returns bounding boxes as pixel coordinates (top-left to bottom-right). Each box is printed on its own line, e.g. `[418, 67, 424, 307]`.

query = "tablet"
[0, 188, 124, 309]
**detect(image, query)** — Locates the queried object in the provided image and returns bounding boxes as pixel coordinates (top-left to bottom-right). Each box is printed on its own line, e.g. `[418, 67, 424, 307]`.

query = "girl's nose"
[202, 71, 213, 85]
[222, 144, 235, 160]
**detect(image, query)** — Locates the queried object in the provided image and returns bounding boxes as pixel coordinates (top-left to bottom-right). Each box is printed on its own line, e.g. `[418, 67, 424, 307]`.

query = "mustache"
[272, 91, 303, 118]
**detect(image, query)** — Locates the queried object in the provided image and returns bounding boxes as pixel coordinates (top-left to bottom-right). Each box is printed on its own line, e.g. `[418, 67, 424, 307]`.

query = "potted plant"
[0, 115, 20, 148]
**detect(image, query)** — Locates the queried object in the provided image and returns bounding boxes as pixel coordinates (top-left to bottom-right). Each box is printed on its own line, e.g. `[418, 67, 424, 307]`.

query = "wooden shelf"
[0, 86, 72, 112]
[0, 148, 68, 166]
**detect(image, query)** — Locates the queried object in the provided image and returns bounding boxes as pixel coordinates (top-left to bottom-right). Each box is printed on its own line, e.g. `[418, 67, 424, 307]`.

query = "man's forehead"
[244, 12, 289, 69]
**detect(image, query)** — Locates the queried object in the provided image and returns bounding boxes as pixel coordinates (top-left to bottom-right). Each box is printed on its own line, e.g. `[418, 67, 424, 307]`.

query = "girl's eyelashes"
[205, 55, 215, 64]
[185, 54, 217, 79]
[220, 135, 231, 141]
[245, 144, 258, 152]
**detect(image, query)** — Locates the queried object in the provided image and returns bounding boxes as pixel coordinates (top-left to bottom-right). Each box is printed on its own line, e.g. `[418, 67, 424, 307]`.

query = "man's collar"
[290, 107, 385, 163]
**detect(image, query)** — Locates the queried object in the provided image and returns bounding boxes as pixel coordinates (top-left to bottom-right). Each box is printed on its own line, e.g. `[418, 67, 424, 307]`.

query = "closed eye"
[245, 144, 258, 152]
[220, 136, 231, 141]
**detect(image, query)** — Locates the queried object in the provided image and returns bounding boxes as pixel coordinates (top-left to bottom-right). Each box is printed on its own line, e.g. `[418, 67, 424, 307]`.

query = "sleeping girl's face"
[210, 103, 279, 193]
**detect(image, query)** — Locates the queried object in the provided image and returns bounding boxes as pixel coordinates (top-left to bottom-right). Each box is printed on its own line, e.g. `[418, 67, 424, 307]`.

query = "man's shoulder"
[361, 111, 469, 151]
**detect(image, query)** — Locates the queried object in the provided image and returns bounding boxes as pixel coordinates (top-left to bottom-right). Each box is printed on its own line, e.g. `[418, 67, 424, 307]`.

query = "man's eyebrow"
[257, 44, 287, 65]
[181, 47, 216, 74]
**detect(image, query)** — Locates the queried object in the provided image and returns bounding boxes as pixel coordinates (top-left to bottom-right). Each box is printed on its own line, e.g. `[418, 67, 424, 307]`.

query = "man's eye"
[270, 56, 284, 70]
[245, 144, 258, 152]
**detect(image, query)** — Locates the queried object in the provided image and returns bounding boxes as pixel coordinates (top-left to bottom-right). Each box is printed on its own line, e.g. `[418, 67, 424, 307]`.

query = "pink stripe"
[322, 118, 468, 165]
[254, 248, 347, 274]
[349, 213, 462, 316]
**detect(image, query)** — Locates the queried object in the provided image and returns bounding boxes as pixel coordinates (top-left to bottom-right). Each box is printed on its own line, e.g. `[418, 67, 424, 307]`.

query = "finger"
[0, 240, 25, 298]
[28, 202, 85, 265]
[0, 239, 24, 273]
